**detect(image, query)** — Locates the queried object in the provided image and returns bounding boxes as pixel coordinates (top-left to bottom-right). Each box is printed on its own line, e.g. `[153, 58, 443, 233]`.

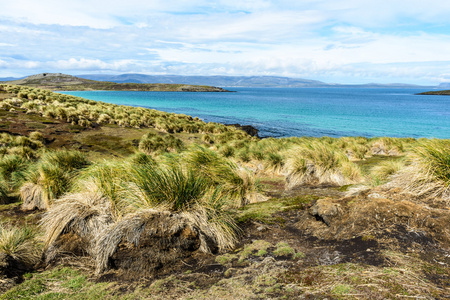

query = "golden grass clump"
[75, 162, 129, 218]
[285, 141, 362, 188]
[0, 132, 43, 160]
[20, 150, 91, 210]
[94, 209, 201, 274]
[391, 140, 450, 201]
[40, 190, 115, 262]
[139, 133, 184, 155]
[125, 162, 213, 211]
[370, 158, 406, 182]
[94, 186, 240, 274]
[0, 223, 42, 273]
[184, 146, 262, 206]
[38, 156, 241, 273]
[369, 137, 410, 156]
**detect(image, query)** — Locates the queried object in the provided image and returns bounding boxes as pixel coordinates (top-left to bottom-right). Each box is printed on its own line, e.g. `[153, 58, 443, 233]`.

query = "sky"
[1, 0, 450, 85]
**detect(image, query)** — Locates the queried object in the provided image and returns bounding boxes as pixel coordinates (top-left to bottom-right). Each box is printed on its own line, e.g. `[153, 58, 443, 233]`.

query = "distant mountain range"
[438, 82, 450, 88]
[0, 73, 435, 88]
[77, 74, 330, 87]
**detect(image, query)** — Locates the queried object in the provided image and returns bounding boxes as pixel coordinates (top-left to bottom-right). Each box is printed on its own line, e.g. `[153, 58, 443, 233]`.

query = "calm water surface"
[61, 88, 450, 138]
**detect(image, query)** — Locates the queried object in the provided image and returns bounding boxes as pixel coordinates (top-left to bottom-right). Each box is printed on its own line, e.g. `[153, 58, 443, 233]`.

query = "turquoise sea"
[61, 88, 450, 139]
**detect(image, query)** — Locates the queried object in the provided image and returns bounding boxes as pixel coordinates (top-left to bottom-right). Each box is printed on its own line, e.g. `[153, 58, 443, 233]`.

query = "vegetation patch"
[0, 84, 449, 298]
[236, 194, 317, 224]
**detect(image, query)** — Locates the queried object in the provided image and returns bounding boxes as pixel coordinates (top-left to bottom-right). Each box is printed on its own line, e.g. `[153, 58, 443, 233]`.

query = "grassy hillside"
[0, 84, 449, 299]
[2, 73, 230, 92]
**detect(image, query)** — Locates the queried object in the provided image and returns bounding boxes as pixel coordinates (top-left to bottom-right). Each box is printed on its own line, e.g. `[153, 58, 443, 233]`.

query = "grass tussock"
[184, 146, 263, 206]
[0, 223, 42, 269]
[392, 140, 450, 201]
[126, 162, 211, 211]
[285, 141, 362, 188]
[138, 133, 184, 155]
[40, 158, 241, 273]
[95, 189, 240, 274]
[369, 137, 408, 156]
[123, 162, 241, 251]
[0, 132, 44, 160]
[370, 158, 406, 182]
[40, 191, 114, 261]
[75, 162, 128, 218]
[94, 209, 200, 274]
[0, 154, 29, 193]
[20, 150, 90, 210]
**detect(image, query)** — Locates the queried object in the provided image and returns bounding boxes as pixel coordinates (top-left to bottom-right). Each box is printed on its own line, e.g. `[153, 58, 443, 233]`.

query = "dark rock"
[309, 199, 343, 226]
[227, 124, 259, 137]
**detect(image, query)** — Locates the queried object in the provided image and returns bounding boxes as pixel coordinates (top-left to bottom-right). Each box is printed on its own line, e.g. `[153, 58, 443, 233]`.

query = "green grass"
[19, 150, 91, 209]
[0, 267, 113, 300]
[0, 154, 29, 191]
[236, 195, 317, 224]
[126, 162, 212, 211]
[273, 242, 295, 257]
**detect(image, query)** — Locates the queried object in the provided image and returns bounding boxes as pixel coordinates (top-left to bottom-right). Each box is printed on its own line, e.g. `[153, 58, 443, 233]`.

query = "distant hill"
[0, 76, 26, 82]
[0, 73, 229, 92]
[77, 74, 328, 87]
[5, 73, 95, 86]
[438, 82, 450, 88]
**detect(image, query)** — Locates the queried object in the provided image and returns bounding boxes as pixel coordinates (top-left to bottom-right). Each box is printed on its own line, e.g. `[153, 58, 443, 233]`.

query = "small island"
[1, 73, 230, 92]
[417, 90, 450, 95]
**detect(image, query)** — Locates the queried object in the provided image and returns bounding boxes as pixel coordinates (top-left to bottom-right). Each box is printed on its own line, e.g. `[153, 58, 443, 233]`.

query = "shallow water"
[61, 87, 450, 138]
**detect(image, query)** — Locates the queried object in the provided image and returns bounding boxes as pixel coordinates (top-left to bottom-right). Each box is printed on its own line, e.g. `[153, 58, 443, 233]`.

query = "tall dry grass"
[285, 141, 362, 188]
[370, 159, 406, 182]
[392, 140, 450, 201]
[0, 223, 42, 268]
[40, 191, 115, 261]
[184, 146, 262, 206]
[74, 161, 128, 218]
[20, 150, 90, 210]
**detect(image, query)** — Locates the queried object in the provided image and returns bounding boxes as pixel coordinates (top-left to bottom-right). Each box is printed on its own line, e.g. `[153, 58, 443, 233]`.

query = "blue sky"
[1, 0, 450, 85]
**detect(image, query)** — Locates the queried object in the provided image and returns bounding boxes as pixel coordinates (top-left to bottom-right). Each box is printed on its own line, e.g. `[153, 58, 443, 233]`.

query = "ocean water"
[60, 88, 450, 139]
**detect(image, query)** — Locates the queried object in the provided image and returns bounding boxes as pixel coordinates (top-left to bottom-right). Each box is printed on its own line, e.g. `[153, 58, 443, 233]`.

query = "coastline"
[60, 87, 450, 139]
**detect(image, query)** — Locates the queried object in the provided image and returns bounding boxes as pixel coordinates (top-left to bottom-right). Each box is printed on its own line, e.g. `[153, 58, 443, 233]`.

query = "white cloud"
[3, 0, 450, 30]
[1, 0, 450, 84]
